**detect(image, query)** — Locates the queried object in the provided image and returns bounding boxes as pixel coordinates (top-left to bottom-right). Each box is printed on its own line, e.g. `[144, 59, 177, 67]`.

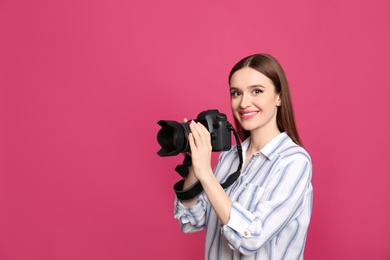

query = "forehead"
[230, 67, 274, 88]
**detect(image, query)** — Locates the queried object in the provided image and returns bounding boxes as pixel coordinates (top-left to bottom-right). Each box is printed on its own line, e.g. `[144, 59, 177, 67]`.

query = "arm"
[222, 156, 313, 255]
[174, 193, 208, 233]
[173, 120, 213, 231]
[180, 166, 200, 207]
[187, 121, 232, 225]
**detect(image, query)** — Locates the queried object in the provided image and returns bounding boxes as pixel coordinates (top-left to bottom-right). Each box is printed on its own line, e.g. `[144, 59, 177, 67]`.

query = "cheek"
[251, 98, 264, 108]
[230, 98, 238, 108]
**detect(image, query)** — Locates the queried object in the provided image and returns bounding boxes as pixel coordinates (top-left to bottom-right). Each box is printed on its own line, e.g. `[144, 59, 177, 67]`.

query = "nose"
[239, 93, 251, 108]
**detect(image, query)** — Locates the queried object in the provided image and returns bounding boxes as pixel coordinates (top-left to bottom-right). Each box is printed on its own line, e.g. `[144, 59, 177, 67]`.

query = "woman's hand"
[188, 121, 213, 182]
[188, 121, 232, 223]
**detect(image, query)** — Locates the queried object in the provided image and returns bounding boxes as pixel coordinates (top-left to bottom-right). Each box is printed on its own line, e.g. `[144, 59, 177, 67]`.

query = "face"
[230, 67, 281, 136]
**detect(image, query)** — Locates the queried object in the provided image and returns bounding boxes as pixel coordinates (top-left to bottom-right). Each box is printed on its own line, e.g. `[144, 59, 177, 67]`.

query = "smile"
[242, 112, 257, 116]
[240, 111, 258, 119]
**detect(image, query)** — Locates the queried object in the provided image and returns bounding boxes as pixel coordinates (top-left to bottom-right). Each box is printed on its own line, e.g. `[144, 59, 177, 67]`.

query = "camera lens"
[157, 121, 189, 156]
[162, 128, 178, 152]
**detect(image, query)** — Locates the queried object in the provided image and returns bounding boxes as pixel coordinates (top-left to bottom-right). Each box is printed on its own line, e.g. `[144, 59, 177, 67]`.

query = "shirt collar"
[261, 132, 290, 160]
[238, 132, 290, 161]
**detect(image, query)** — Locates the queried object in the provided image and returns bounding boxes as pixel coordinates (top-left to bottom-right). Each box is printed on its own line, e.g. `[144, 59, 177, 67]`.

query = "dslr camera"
[157, 109, 232, 156]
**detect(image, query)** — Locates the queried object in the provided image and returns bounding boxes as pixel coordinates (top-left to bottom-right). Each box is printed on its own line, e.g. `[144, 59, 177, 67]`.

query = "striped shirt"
[174, 132, 313, 260]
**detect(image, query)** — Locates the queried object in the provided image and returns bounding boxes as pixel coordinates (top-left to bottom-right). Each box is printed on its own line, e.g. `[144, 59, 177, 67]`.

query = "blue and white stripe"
[174, 132, 313, 260]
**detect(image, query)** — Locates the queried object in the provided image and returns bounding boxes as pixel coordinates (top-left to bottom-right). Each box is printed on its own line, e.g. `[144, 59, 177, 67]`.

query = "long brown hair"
[228, 54, 302, 146]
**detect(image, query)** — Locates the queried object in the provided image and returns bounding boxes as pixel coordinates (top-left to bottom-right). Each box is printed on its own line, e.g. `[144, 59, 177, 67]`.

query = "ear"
[276, 95, 281, 107]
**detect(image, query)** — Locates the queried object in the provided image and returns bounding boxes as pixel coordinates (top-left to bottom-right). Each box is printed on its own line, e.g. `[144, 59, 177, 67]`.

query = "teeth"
[243, 112, 257, 116]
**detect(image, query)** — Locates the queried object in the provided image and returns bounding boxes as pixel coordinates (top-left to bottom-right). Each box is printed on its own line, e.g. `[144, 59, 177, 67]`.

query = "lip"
[239, 110, 259, 120]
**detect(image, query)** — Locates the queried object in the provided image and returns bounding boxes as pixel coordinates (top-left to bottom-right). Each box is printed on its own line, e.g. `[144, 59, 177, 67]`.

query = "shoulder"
[277, 135, 311, 166]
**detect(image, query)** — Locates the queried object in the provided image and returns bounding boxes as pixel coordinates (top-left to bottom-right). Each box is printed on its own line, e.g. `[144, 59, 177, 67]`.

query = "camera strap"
[173, 123, 243, 201]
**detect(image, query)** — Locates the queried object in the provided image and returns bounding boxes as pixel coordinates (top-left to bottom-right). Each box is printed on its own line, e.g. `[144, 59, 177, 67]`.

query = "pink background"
[1, 0, 389, 259]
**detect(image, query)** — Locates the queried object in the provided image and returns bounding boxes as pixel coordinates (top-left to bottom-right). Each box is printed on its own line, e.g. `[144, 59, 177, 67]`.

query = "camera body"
[157, 109, 232, 157]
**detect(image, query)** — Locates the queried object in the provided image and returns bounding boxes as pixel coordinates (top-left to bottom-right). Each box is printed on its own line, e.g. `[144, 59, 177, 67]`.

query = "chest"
[228, 154, 280, 203]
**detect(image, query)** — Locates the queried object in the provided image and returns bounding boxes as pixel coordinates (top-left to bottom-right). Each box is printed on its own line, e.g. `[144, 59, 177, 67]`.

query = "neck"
[248, 128, 281, 153]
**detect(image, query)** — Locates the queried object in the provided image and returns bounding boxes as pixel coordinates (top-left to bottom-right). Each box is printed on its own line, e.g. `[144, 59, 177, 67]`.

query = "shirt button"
[255, 152, 260, 157]
[243, 231, 250, 237]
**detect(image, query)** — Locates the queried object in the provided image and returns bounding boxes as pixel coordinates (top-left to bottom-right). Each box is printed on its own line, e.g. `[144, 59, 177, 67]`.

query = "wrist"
[197, 168, 214, 183]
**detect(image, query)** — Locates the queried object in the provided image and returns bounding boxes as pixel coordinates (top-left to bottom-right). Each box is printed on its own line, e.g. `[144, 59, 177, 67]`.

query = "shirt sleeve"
[173, 194, 208, 233]
[221, 156, 312, 255]
[173, 151, 228, 234]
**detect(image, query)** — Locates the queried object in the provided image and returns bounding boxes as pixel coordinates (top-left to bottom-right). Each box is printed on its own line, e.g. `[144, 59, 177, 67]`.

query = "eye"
[253, 88, 264, 94]
[230, 90, 241, 97]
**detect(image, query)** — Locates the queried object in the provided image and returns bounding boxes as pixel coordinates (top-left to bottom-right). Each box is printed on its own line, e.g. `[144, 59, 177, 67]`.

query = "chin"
[240, 123, 256, 132]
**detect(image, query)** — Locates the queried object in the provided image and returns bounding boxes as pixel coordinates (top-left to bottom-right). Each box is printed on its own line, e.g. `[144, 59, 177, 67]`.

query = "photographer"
[173, 54, 313, 259]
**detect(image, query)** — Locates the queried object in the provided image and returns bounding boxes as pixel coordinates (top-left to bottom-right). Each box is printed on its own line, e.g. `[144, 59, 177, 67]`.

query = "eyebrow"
[230, 84, 266, 90]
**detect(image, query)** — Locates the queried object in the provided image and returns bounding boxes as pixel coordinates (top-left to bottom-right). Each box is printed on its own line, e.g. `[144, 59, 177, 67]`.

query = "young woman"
[174, 54, 313, 259]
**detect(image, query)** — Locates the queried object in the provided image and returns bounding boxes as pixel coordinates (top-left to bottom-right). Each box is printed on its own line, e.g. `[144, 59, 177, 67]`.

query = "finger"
[197, 123, 211, 141]
[190, 121, 204, 148]
[182, 118, 188, 123]
[193, 122, 211, 147]
[188, 133, 197, 152]
[189, 121, 200, 135]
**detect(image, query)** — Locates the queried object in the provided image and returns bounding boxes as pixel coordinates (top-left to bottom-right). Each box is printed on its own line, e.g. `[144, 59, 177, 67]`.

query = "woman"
[174, 54, 313, 259]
